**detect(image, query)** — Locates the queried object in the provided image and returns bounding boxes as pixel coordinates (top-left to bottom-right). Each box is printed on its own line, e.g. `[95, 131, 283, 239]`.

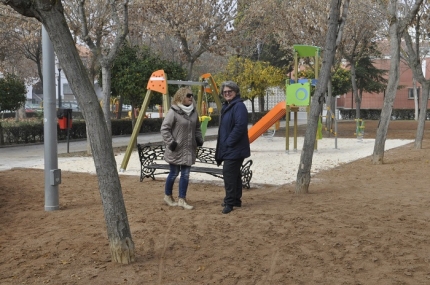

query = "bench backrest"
[137, 144, 218, 165]
[196, 147, 217, 164]
[137, 144, 165, 161]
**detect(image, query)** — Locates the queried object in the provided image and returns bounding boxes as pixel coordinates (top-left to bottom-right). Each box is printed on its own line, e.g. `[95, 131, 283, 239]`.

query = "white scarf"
[178, 103, 193, 116]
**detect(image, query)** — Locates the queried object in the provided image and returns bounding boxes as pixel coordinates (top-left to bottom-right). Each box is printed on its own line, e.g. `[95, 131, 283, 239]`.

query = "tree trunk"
[415, 81, 430, 149]
[86, 125, 92, 155]
[372, 2, 399, 164]
[371, 0, 423, 164]
[413, 78, 419, 120]
[258, 96, 265, 112]
[349, 62, 360, 119]
[372, 2, 400, 164]
[402, 21, 428, 149]
[0, 122, 4, 145]
[250, 98, 256, 123]
[5, 1, 136, 264]
[413, 14, 420, 122]
[58, 25, 134, 265]
[116, 96, 123, 120]
[101, 65, 113, 138]
[372, 62, 398, 163]
[326, 80, 332, 136]
[356, 89, 363, 120]
[15, 106, 27, 121]
[186, 60, 195, 80]
[296, 0, 347, 194]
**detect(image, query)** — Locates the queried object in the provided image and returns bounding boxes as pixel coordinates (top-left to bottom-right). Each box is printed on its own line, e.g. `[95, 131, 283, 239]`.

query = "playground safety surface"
[1, 120, 430, 284]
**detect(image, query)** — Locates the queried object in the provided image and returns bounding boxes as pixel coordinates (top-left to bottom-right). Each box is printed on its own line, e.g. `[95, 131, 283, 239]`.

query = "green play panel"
[286, 82, 310, 106]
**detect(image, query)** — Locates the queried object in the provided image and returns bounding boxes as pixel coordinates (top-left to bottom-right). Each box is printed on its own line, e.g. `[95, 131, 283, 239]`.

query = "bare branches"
[339, 0, 381, 62]
[136, 0, 237, 79]
[336, 0, 350, 47]
[70, 0, 129, 63]
[105, 0, 128, 63]
[0, 5, 40, 80]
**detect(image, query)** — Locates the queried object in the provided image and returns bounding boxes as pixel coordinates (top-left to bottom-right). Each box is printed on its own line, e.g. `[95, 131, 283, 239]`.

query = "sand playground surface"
[27, 136, 412, 187]
[1, 120, 430, 284]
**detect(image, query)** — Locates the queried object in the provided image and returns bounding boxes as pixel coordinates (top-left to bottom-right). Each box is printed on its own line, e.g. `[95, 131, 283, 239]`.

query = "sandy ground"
[1, 120, 430, 284]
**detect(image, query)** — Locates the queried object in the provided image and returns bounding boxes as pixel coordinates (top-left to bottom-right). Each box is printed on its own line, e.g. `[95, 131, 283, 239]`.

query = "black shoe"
[221, 202, 241, 208]
[222, 206, 233, 214]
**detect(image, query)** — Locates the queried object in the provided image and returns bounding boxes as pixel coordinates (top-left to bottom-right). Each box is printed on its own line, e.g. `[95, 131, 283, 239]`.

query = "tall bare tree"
[0, 7, 40, 81]
[137, 0, 237, 80]
[338, 0, 381, 119]
[0, 7, 42, 120]
[0, 0, 135, 264]
[296, 0, 350, 194]
[399, 5, 430, 121]
[403, 32, 430, 149]
[64, 0, 129, 136]
[372, 0, 423, 164]
[235, 0, 330, 52]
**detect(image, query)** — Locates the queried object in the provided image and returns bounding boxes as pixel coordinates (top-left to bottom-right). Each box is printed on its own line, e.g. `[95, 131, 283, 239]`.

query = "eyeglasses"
[223, 90, 234, 95]
[186, 93, 193, 98]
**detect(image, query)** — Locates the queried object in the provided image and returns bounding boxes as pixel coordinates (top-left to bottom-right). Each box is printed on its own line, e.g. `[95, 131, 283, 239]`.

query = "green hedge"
[0, 120, 44, 144]
[339, 109, 430, 120]
[0, 118, 164, 145]
[0, 112, 274, 146]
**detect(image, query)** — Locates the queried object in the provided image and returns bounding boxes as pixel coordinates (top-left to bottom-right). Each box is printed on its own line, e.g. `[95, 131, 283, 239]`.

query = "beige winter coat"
[160, 104, 203, 166]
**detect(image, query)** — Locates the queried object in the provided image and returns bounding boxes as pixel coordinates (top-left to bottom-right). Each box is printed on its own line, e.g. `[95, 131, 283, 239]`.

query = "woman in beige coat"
[160, 87, 203, 209]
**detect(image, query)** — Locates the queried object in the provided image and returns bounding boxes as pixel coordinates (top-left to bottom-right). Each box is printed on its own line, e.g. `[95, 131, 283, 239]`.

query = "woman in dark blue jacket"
[215, 81, 251, 214]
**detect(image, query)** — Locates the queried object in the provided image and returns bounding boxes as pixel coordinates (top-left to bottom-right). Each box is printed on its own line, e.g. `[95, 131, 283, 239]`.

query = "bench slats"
[145, 164, 224, 179]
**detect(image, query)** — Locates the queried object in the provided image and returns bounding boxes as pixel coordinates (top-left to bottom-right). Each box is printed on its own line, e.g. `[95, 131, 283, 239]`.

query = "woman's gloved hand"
[169, 141, 178, 151]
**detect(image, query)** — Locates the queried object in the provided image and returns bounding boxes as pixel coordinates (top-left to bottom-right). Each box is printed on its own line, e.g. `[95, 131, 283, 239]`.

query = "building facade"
[336, 57, 430, 114]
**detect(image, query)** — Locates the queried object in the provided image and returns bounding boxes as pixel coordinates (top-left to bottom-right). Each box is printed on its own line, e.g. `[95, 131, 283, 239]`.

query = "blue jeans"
[164, 164, 191, 199]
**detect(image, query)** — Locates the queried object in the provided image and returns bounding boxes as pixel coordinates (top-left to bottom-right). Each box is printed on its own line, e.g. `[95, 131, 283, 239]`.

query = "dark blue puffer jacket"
[215, 95, 251, 165]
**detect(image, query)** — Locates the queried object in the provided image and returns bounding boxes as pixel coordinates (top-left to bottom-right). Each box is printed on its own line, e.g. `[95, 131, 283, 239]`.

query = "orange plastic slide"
[248, 101, 286, 143]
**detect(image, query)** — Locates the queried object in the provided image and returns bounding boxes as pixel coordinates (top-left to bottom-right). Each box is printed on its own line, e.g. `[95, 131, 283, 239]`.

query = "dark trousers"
[222, 159, 244, 206]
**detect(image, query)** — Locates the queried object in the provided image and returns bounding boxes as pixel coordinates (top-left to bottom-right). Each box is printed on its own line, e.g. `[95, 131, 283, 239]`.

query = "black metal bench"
[137, 144, 253, 189]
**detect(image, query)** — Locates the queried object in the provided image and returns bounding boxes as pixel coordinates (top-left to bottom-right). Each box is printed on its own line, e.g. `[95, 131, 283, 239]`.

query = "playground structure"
[248, 101, 286, 143]
[119, 70, 220, 172]
[285, 45, 321, 152]
[247, 45, 324, 151]
[354, 118, 365, 141]
[197, 73, 218, 138]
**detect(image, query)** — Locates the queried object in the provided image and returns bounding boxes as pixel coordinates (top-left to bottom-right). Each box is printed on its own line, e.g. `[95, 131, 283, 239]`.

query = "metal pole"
[42, 26, 60, 211]
[58, 68, 62, 108]
[294, 110, 298, 151]
[67, 110, 70, 153]
[335, 96, 338, 149]
[285, 105, 290, 153]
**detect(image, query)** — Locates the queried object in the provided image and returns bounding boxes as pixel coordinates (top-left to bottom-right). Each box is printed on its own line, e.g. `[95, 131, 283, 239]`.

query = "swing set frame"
[119, 70, 220, 172]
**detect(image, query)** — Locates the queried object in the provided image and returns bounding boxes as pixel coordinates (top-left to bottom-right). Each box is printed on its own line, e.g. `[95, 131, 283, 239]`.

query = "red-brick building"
[336, 57, 430, 114]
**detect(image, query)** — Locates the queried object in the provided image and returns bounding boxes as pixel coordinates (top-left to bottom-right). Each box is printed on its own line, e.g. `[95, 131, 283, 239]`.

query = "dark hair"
[220, 81, 240, 97]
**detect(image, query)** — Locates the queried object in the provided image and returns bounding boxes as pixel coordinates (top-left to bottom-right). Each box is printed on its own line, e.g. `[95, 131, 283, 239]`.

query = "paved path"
[0, 120, 297, 171]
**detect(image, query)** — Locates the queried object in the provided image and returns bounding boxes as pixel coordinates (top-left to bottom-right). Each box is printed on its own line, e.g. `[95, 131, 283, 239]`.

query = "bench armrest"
[241, 160, 253, 189]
